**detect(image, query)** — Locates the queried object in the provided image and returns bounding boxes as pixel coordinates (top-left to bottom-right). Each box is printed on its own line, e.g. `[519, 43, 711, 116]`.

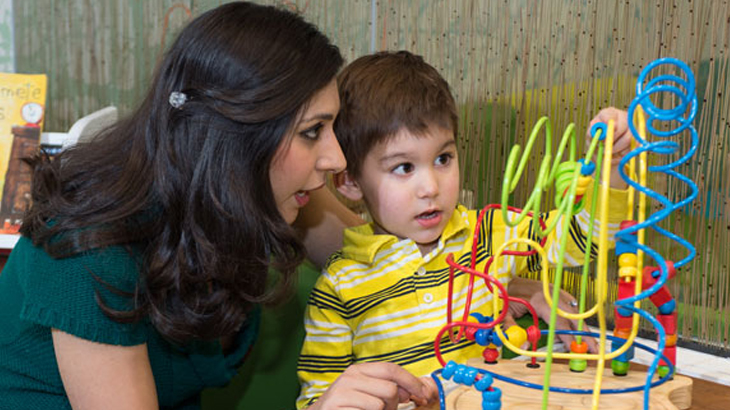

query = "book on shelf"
[0, 72, 47, 235]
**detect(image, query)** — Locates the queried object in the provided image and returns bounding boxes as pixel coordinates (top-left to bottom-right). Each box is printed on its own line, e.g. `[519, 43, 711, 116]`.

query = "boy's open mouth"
[417, 210, 440, 220]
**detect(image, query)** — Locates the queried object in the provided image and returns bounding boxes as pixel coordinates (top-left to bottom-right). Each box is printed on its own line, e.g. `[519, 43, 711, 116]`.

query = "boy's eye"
[392, 163, 414, 175]
[435, 153, 453, 166]
[300, 123, 324, 140]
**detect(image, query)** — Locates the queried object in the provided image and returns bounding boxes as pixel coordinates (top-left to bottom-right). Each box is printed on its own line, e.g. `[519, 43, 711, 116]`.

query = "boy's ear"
[333, 170, 363, 201]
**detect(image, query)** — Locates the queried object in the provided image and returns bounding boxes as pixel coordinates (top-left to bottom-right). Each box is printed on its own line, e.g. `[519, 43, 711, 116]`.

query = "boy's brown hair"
[335, 50, 458, 178]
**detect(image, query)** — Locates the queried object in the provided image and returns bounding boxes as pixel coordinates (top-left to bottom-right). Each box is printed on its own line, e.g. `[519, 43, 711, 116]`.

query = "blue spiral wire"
[615, 57, 699, 409]
[430, 58, 698, 410]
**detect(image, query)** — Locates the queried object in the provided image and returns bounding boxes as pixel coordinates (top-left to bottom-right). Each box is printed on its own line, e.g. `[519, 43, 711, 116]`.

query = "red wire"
[441, 203, 548, 366]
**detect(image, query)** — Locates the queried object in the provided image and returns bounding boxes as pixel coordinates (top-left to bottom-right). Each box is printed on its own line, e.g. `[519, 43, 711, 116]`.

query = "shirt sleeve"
[491, 182, 629, 275]
[296, 269, 354, 409]
[17, 238, 149, 346]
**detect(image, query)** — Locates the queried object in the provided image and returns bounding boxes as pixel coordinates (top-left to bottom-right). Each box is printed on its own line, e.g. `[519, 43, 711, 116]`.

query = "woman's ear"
[334, 170, 363, 201]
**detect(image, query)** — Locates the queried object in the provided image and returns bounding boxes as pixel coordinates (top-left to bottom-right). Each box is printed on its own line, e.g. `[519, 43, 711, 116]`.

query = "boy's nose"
[417, 170, 439, 198]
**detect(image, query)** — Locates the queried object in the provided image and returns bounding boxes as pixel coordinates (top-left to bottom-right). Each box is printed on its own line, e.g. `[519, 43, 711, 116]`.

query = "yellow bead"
[574, 176, 591, 194]
[505, 325, 528, 349]
[619, 253, 637, 267]
[580, 176, 593, 186]
[619, 266, 637, 278]
[666, 334, 678, 347]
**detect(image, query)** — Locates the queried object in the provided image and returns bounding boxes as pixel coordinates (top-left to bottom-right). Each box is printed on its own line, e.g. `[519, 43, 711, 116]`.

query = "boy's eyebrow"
[441, 139, 457, 150]
[379, 139, 457, 164]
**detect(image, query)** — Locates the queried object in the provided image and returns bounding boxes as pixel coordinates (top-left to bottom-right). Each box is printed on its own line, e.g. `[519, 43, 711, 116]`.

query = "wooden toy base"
[444, 358, 692, 410]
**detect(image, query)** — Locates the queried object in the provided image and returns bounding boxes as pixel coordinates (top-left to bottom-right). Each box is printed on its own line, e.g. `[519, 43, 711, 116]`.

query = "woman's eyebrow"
[300, 113, 334, 123]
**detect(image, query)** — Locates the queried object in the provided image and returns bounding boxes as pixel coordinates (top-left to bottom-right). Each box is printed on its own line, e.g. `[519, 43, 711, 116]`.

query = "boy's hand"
[308, 362, 435, 410]
[506, 277, 598, 353]
[586, 107, 632, 190]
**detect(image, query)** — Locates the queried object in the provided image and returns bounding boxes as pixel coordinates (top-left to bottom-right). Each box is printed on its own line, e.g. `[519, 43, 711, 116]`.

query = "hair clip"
[169, 91, 188, 109]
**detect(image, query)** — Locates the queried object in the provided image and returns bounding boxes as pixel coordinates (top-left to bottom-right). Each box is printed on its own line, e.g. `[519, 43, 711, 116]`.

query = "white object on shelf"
[41, 106, 119, 150]
[66, 106, 118, 146]
[41, 132, 73, 146]
[0, 234, 19, 249]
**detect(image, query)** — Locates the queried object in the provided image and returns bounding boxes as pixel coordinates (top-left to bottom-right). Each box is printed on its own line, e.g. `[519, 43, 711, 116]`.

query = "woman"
[0, 2, 433, 409]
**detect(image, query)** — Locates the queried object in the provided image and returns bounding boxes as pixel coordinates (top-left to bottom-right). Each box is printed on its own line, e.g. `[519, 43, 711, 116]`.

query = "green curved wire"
[497, 116, 608, 410]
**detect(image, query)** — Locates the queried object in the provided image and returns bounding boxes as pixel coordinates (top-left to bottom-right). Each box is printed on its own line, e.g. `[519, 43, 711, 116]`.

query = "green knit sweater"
[0, 236, 259, 410]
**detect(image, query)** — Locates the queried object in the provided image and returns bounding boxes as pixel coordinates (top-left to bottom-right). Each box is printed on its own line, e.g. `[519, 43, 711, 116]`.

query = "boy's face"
[355, 126, 460, 254]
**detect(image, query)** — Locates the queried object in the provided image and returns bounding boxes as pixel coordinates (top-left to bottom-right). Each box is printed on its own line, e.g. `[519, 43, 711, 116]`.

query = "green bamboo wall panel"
[13, 0, 730, 353]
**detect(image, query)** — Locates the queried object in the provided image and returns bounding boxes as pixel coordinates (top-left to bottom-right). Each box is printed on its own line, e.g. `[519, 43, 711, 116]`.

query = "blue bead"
[611, 339, 635, 361]
[490, 332, 503, 347]
[482, 401, 501, 410]
[453, 365, 468, 384]
[590, 122, 608, 141]
[470, 312, 487, 323]
[482, 387, 502, 401]
[442, 361, 458, 379]
[617, 306, 633, 317]
[462, 367, 478, 386]
[658, 300, 676, 315]
[579, 159, 596, 176]
[474, 374, 493, 391]
[615, 240, 637, 256]
[475, 329, 490, 346]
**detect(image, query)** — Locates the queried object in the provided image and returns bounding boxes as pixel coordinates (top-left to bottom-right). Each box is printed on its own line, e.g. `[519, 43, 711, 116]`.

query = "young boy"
[296, 51, 630, 408]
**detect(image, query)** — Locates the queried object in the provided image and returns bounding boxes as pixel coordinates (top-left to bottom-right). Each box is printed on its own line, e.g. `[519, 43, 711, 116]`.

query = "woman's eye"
[300, 123, 323, 140]
[392, 163, 414, 175]
[436, 153, 453, 166]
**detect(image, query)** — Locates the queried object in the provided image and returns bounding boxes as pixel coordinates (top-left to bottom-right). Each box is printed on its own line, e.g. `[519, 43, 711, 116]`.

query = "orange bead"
[614, 328, 632, 339]
[570, 340, 589, 353]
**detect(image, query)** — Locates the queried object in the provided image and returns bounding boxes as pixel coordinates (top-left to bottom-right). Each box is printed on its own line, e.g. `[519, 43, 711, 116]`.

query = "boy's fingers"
[415, 376, 439, 406]
[502, 310, 519, 330]
[356, 362, 433, 402]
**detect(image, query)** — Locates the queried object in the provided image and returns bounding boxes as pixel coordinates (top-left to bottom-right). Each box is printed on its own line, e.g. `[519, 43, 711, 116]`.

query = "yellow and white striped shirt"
[297, 187, 628, 408]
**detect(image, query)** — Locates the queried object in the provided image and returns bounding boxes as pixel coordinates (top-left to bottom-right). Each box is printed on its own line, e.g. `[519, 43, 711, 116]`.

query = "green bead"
[658, 365, 672, 378]
[569, 358, 587, 372]
[612, 361, 630, 376]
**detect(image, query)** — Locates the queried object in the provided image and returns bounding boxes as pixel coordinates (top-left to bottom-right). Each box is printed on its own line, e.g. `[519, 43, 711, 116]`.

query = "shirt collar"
[341, 204, 470, 264]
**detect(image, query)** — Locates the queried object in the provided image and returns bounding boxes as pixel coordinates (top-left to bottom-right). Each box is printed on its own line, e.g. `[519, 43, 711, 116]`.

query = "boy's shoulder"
[323, 249, 345, 270]
[322, 245, 377, 275]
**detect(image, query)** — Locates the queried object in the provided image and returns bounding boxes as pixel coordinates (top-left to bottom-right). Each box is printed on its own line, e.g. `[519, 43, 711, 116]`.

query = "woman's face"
[269, 80, 345, 224]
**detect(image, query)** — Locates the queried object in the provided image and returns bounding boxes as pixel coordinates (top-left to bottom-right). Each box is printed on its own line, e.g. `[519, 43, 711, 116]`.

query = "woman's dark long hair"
[21, 1, 343, 343]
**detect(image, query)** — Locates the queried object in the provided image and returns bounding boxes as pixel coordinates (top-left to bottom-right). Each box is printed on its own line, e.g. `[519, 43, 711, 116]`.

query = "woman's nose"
[318, 130, 347, 173]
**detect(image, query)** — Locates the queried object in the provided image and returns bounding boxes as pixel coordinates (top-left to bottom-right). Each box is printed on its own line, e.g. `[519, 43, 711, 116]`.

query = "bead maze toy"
[429, 57, 698, 410]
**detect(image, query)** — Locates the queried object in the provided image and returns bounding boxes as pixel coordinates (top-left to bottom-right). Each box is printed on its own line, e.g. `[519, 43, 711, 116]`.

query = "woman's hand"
[295, 187, 364, 268]
[586, 107, 632, 190]
[306, 362, 437, 410]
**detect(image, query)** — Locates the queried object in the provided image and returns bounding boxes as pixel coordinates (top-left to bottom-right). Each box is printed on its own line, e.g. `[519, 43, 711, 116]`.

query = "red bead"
[642, 267, 673, 308]
[526, 325, 541, 345]
[658, 312, 678, 335]
[483, 348, 499, 363]
[660, 345, 677, 367]
[465, 326, 478, 341]
[614, 313, 634, 328]
[620, 220, 638, 230]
